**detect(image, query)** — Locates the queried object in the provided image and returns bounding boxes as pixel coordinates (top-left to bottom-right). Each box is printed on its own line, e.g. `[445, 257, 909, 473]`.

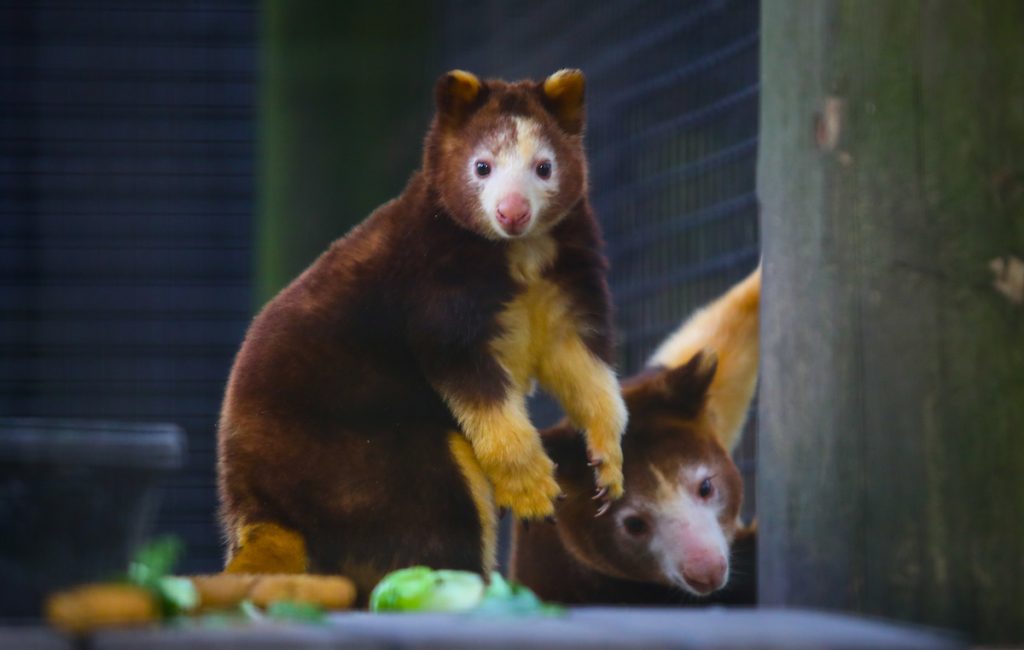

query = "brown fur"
[217, 70, 619, 601]
[511, 268, 761, 604]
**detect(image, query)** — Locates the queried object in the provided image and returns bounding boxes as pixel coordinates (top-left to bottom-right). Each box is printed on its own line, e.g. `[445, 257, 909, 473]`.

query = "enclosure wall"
[757, 0, 1024, 643]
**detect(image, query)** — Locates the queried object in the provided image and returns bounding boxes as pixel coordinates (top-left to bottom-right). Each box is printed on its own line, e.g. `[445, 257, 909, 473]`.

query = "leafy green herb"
[154, 576, 199, 614]
[266, 601, 327, 623]
[475, 572, 564, 617]
[239, 600, 263, 621]
[128, 536, 183, 587]
[127, 536, 198, 617]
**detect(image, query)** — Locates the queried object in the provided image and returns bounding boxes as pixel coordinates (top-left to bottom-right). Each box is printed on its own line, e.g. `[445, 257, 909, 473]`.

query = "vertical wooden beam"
[258, 0, 436, 306]
[758, 0, 1024, 643]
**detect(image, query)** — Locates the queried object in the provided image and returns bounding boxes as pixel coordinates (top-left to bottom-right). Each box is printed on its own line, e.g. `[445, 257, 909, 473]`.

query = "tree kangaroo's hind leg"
[224, 521, 309, 574]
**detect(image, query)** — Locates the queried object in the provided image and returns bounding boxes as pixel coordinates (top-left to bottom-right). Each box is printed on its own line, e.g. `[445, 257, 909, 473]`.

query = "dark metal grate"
[0, 0, 256, 572]
[441, 0, 760, 518]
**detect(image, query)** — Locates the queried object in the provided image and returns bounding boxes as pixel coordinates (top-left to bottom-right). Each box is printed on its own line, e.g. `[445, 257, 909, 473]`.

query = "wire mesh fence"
[0, 0, 257, 573]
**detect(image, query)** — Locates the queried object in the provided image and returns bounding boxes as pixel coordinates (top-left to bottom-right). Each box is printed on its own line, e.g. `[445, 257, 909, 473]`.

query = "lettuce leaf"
[369, 567, 561, 616]
[370, 566, 485, 612]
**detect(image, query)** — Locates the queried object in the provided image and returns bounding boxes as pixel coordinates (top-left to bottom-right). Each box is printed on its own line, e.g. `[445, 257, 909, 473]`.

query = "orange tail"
[648, 266, 760, 452]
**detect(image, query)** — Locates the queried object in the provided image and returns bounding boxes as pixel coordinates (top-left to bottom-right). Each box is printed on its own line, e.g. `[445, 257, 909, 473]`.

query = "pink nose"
[496, 193, 531, 233]
[681, 556, 727, 595]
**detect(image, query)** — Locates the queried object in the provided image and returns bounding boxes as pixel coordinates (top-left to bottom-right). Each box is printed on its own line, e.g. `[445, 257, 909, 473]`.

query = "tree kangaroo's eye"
[622, 514, 650, 537]
[535, 161, 552, 179]
[475, 161, 491, 177]
[698, 477, 714, 499]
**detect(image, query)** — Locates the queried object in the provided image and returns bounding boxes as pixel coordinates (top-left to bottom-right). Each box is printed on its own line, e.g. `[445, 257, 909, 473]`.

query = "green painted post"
[758, 0, 1024, 643]
[258, 0, 436, 306]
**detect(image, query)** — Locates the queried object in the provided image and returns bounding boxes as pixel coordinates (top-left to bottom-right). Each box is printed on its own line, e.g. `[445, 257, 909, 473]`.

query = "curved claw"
[556, 493, 567, 501]
[595, 501, 612, 517]
[587, 457, 604, 468]
[592, 486, 608, 501]
[545, 515, 557, 525]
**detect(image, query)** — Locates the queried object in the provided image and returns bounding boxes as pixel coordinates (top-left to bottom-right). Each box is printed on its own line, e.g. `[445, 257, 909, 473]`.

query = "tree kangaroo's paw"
[488, 452, 561, 520]
[583, 390, 628, 510]
[588, 442, 625, 509]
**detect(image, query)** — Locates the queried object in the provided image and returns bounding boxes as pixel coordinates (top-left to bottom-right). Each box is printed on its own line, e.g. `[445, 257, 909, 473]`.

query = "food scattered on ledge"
[45, 537, 356, 634]
[46, 538, 559, 635]
[47, 583, 159, 634]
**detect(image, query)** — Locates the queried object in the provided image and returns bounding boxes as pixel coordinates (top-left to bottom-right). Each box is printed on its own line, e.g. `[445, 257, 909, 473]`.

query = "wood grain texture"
[758, 0, 1024, 643]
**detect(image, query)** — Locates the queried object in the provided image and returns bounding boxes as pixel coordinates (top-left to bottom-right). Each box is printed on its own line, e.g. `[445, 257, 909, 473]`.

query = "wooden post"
[258, 0, 436, 305]
[758, 0, 1024, 643]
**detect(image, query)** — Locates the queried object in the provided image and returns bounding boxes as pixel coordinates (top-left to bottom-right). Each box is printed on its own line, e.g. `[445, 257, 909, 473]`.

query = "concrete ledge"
[0, 627, 73, 650]
[85, 608, 963, 649]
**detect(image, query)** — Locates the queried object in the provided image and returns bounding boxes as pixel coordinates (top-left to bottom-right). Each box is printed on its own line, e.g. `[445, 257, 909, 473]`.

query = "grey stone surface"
[84, 608, 963, 649]
[0, 627, 73, 650]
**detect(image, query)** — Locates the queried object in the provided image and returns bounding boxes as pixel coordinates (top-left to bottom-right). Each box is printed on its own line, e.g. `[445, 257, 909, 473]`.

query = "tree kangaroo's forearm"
[538, 332, 628, 498]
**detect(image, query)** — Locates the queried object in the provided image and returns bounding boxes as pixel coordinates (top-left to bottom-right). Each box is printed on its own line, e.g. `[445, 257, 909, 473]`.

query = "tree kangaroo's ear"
[628, 350, 718, 421]
[647, 266, 761, 452]
[435, 70, 488, 128]
[537, 68, 586, 135]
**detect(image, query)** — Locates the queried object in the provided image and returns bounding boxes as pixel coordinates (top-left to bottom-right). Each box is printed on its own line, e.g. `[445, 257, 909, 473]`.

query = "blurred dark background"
[0, 0, 759, 574]
[1, 1, 258, 573]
